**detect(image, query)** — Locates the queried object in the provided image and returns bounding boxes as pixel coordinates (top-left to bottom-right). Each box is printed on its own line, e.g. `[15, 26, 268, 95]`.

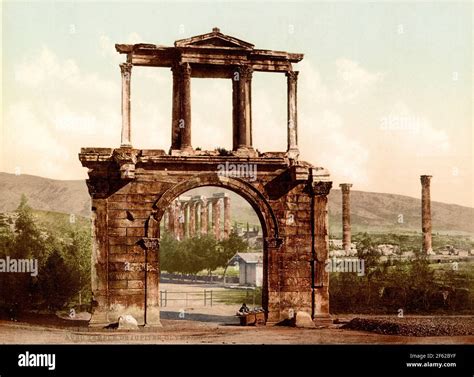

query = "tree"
[219, 231, 248, 282]
[37, 250, 81, 310]
[356, 233, 381, 305]
[14, 194, 45, 260]
[63, 228, 92, 305]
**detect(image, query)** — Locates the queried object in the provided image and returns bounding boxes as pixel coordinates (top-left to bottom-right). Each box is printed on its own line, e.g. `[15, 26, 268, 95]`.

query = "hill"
[0, 172, 472, 235]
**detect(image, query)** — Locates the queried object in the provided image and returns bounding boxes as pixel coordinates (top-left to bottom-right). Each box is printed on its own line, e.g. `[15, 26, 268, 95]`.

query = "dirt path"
[0, 319, 472, 345]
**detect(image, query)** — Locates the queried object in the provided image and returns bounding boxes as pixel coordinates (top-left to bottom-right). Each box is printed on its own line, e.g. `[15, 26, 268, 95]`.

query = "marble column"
[167, 202, 175, 236]
[339, 183, 353, 253]
[189, 201, 196, 238]
[200, 200, 208, 236]
[421, 175, 433, 254]
[173, 201, 181, 240]
[235, 65, 253, 152]
[286, 71, 299, 159]
[120, 63, 132, 147]
[180, 63, 192, 150]
[212, 199, 221, 240]
[223, 195, 231, 239]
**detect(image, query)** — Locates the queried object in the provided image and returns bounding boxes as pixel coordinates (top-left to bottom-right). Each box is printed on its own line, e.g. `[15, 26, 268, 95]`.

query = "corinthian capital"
[238, 65, 253, 81]
[120, 62, 133, 77]
[286, 70, 299, 81]
[181, 62, 192, 78]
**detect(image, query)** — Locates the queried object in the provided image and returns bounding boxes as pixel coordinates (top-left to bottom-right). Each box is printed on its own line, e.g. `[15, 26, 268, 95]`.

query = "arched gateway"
[79, 28, 332, 326]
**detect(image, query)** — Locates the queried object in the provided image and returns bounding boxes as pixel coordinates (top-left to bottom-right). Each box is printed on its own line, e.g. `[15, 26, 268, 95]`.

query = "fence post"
[186, 292, 188, 307]
[204, 289, 207, 306]
[210, 290, 213, 307]
[165, 290, 168, 307]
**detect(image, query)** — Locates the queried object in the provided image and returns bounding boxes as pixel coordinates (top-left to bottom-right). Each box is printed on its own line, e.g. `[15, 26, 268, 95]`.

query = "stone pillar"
[174, 201, 181, 240]
[89, 199, 109, 326]
[421, 175, 433, 254]
[232, 76, 239, 151]
[170, 63, 192, 152]
[177, 202, 185, 241]
[286, 71, 299, 159]
[235, 65, 253, 152]
[140, 237, 161, 327]
[212, 199, 221, 240]
[339, 183, 353, 253]
[120, 63, 132, 147]
[223, 195, 231, 239]
[312, 181, 332, 318]
[200, 199, 208, 236]
[180, 63, 192, 150]
[264, 237, 283, 323]
[167, 202, 175, 236]
[189, 201, 196, 238]
[182, 202, 189, 239]
[171, 64, 181, 150]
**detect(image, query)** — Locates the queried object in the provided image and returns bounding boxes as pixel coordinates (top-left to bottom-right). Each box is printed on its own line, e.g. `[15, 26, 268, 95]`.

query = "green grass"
[213, 287, 262, 306]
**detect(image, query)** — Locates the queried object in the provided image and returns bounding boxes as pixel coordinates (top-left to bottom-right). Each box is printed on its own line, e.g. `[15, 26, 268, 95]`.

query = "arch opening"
[155, 185, 268, 325]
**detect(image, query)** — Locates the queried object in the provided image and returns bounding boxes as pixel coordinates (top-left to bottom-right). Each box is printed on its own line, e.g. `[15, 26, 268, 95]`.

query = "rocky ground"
[342, 316, 474, 336]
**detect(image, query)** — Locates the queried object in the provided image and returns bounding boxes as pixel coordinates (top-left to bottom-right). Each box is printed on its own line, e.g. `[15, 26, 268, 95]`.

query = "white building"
[228, 253, 263, 287]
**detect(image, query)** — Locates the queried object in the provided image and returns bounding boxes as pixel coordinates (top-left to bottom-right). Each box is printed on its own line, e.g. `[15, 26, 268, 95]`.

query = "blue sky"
[1, 1, 472, 206]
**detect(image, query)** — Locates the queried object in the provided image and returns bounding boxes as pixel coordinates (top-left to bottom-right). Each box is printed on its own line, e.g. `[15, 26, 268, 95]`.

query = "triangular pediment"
[175, 28, 254, 49]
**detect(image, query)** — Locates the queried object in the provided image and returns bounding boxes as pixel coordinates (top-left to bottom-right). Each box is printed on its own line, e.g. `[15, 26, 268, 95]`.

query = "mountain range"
[0, 172, 472, 235]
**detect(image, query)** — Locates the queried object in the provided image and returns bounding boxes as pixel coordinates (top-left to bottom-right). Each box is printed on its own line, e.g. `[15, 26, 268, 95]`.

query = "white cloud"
[378, 101, 451, 157]
[5, 46, 123, 179]
[333, 58, 383, 103]
[297, 59, 375, 185]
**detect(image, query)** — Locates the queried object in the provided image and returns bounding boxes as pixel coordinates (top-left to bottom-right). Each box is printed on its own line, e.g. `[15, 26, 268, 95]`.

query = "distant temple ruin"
[162, 193, 231, 240]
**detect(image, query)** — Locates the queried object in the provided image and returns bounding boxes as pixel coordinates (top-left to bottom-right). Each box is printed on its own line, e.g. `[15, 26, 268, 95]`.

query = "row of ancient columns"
[119, 61, 300, 158]
[339, 175, 433, 254]
[162, 193, 231, 241]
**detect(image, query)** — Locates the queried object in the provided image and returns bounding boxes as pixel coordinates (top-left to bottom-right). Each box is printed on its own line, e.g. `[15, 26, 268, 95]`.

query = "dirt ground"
[1, 282, 472, 345]
[0, 316, 473, 345]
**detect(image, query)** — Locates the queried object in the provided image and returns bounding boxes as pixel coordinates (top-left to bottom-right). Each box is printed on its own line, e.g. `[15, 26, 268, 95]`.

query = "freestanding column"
[212, 199, 221, 240]
[223, 195, 231, 239]
[167, 202, 175, 236]
[189, 201, 196, 237]
[286, 71, 299, 159]
[200, 200, 208, 235]
[420, 175, 433, 254]
[178, 202, 186, 241]
[235, 65, 253, 152]
[182, 202, 189, 239]
[120, 63, 132, 147]
[339, 183, 353, 253]
[174, 201, 181, 240]
[180, 63, 192, 150]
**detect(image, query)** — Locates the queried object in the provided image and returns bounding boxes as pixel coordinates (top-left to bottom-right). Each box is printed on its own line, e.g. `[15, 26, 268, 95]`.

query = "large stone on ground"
[118, 314, 139, 330]
[294, 311, 315, 328]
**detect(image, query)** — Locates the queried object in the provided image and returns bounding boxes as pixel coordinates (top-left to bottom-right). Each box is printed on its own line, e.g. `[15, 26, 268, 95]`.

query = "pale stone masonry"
[80, 28, 332, 327]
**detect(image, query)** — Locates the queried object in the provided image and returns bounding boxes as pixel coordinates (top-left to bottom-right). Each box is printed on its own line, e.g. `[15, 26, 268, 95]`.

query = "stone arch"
[152, 173, 279, 240]
[152, 172, 280, 319]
